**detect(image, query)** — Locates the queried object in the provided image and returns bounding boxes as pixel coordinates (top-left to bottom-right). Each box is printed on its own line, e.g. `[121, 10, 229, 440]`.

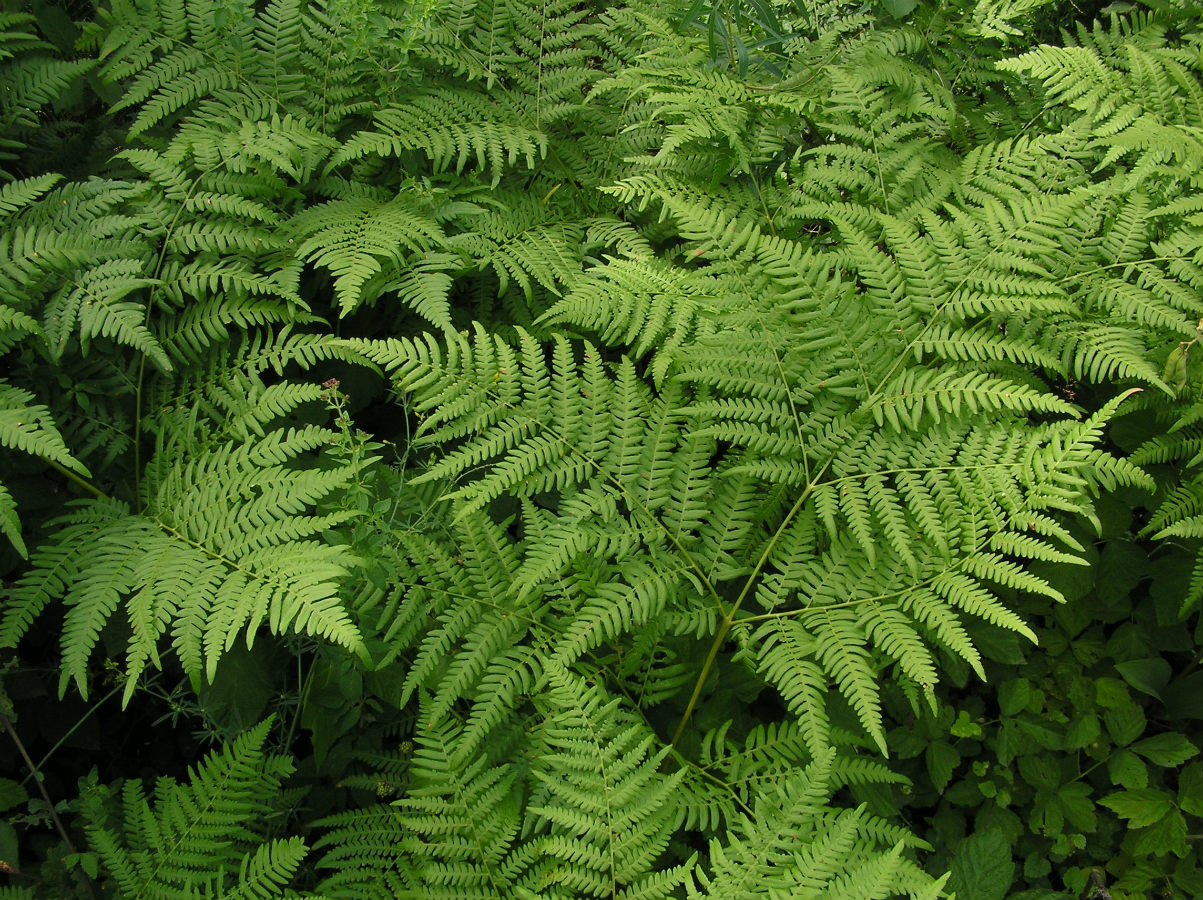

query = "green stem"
[47, 460, 109, 501]
[670, 470, 827, 747]
[22, 684, 122, 787]
[284, 655, 317, 752]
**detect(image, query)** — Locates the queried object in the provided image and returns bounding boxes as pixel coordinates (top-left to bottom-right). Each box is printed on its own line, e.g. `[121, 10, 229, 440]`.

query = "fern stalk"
[670, 468, 829, 748]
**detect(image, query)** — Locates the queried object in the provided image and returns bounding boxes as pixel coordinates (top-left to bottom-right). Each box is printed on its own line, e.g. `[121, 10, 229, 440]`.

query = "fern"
[1, 1, 1199, 898]
[359, 219, 1155, 752]
[687, 749, 944, 900]
[1, 406, 370, 702]
[0, 13, 95, 177]
[315, 667, 694, 900]
[289, 194, 448, 319]
[83, 717, 308, 900]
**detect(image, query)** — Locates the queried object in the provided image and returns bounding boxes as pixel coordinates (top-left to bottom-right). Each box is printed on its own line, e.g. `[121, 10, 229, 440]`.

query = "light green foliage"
[83, 718, 308, 900]
[0, 0, 1198, 898]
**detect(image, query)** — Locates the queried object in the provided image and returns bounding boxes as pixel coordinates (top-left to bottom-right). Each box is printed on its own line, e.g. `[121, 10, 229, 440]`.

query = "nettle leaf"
[1108, 749, 1148, 790]
[1131, 809, 1189, 858]
[1179, 764, 1203, 817]
[1114, 657, 1172, 700]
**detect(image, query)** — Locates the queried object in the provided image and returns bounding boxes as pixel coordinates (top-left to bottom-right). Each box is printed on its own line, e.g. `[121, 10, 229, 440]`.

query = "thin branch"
[1, 710, 97, 900]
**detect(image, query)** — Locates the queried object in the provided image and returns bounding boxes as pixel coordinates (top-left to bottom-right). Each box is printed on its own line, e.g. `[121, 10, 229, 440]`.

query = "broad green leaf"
[1179, 763, 1202, 816]
[1108, 749, 1148, 790]
[1104, 703, 1146, 747]
[1114, 658, 1171, 700]
[1017, 714, 1062, 749]
[1030, 791, 1064, 834]
[947, 831, 1015, 900]
[1056, 782, 1097, 833]
[1099, 788, 1174, 828]
[1018, 754, 1060, 791]
[0, 820, 17, 875]
[998, 678, 1030, 716]
[951, 710, 983, 739]
[1094, 676, 1130, 708]
[880, 0, 918, 17]
[1064, 714, 1101, 751]
[1131, 809, 1188, 857]
[927, 741, 960, 793]
[1095, 541, 1146, 606]
[0, 778, 27, 814]
[1130, 733, 1199, 768]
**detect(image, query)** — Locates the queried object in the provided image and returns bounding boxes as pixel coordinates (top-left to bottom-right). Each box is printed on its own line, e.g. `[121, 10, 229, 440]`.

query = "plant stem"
[22, 684, 122, 787]
[1, 711, 96, 900]
[47, 460, 108, 501]
[670, 470, 827, 747]
[284, 655, 317, 752]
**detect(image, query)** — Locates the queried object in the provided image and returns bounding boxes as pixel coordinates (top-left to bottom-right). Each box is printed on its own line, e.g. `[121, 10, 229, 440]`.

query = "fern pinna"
[0, 0, 1199, 898]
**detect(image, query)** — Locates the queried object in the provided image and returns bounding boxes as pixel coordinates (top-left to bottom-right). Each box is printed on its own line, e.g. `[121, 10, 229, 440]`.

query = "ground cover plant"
[0, 0, 1200, 897]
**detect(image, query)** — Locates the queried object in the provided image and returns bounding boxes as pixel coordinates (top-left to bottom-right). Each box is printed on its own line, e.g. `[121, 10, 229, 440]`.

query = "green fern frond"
[969, 0, 1058, 41]
[0, 173, 63, 214]
[328, 711, 521, 899]
[4, 415, 368, 700]
[44, 258, 167, 371]
[687, 748, 942, 899]
[84, 717, 306, 900]
[0, 482, 22, 558]
[330, 91, 547, 178]
[744, 619, 831, 755]
[552, 563, 679, 666]
[539, 256, 723, 387]
[311, 805, 413, 899]
[515, 664, 691, 899]
[0, 382, 90, 476]
[289, 195, 447, 318]
[0, 16, 94, 169]
[998, 21, 1203, 172]
[867, 370, 1076, 430]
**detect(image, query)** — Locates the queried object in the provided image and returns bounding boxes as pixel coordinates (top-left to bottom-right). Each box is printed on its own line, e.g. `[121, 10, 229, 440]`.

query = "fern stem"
[1, 711, 97, 900]
[47, 460, 109, 500]
[284, 653, 317, 752]
[669, 614, 731, 748]
[670, 467, 828, 747]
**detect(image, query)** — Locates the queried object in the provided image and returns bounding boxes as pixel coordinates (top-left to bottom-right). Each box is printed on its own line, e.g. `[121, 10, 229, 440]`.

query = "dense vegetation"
[0, 0, 1200, 897]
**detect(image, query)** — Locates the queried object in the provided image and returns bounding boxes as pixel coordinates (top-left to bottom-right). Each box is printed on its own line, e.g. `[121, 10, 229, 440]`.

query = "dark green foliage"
[885, 511, 1203, 900]
[0, 0, 1199, 898]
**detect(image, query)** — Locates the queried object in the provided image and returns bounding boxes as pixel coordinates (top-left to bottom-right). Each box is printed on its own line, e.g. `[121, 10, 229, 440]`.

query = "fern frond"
[688, 748, 940, 899]
[0, 382, 90, 476]
[84, 717, 305, 900]
[343, 711, 521, 898]
[330, 91, 547, 177]
[515, 664, 690, 899]
[45, 258, 167, 371]
[6, 414, 367, 700]
[0, 173, 63, 214]
[539, 255, 724, 387]
[289, 195, 447, 318]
